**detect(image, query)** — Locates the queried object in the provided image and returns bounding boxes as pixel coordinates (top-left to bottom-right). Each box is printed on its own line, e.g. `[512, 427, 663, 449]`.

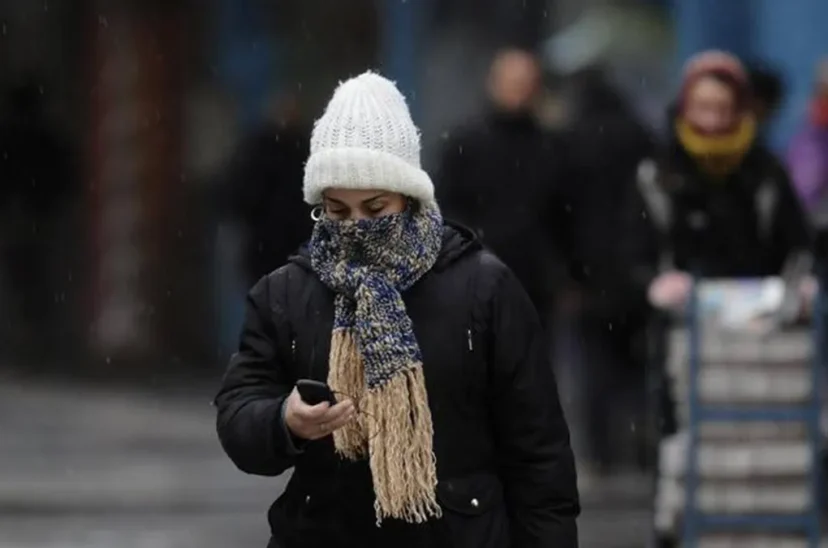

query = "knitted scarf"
[676, 115, 756, 178]
[309, 204, 444, 525]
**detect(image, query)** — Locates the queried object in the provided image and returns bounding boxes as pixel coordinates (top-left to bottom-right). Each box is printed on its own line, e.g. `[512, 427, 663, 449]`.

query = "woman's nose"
[348, 211, 370, 221]
[699, 113, 728, 133]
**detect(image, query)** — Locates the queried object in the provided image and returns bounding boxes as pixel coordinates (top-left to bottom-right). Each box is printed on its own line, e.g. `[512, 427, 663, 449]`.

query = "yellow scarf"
[675, 115, 756, 178]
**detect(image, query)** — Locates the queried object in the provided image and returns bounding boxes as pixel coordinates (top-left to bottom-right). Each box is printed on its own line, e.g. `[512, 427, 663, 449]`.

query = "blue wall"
[379, 0, 425, 122]
[674, 0, 753, 64]
[673, 0, 828, 152]
[750, 0, 828, 152]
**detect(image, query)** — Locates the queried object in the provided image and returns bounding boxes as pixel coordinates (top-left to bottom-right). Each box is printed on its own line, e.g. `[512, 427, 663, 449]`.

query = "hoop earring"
[310, 206, 324, 221]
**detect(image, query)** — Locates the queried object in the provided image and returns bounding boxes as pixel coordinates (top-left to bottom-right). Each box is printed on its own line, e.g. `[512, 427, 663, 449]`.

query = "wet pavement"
[0, 373, 651, 548]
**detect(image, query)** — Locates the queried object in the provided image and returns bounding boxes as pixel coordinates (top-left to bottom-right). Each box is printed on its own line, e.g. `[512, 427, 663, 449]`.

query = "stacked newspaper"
[655, 279, 822, 545]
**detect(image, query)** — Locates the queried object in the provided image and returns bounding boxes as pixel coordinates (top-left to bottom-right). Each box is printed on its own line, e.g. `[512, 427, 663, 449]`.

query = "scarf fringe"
[329, 328, 368, 460]
[328, 328, 442, 524]
[366, 366, 441, 524]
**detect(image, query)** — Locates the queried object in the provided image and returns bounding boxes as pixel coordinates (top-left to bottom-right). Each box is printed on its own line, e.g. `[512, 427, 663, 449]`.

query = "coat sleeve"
[487, 263, 580, 547]
[621, 177, 663, 294]
[214, 275, 298, 476]
[770, 161, 814, 266]
[541, 142, 581, 288]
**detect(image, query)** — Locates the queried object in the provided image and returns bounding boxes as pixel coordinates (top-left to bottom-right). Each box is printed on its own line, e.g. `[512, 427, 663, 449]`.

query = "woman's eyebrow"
[323, 197, 346, 206]
[362, 193, 388, 204]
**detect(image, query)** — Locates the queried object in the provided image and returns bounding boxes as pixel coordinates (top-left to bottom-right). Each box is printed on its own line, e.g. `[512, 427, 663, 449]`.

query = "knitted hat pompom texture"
[303, 71, 436, 207]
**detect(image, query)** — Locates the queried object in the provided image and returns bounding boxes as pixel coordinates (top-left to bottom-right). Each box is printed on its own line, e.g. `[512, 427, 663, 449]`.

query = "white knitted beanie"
[303, 71, 435, 207]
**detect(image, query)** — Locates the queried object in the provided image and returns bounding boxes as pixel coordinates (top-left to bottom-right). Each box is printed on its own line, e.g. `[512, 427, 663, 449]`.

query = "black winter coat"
[562, 104, 656, 320]
[435, 112, 575, 316]
[215, 223, 580, 548]
[623, 141, 812, 291]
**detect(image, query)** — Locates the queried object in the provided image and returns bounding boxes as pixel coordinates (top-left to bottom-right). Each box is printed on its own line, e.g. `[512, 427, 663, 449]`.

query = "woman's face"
[322, 189, 407, 221]
[684, 76, 738, 134]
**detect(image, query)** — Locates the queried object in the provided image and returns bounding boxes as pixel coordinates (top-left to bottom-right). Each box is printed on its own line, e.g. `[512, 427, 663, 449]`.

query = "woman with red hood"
[625, 50, 812, 311]
[623, 50, 814, 548]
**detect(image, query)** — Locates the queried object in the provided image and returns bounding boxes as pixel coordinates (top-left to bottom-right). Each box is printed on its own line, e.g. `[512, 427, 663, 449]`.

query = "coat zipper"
[464, 327, 481, 405]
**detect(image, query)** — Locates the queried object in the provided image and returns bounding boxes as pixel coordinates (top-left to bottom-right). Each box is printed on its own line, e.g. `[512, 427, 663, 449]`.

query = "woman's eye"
[328, 209, 347, 218]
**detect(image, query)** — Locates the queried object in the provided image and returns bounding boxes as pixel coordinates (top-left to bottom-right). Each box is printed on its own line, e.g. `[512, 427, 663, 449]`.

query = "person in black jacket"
[0, 80, 78, 364]
[624, 51, 811, 311]
[214, 71, 579, 548]
[221, 95, 313, 287]
[436, 47, 574, 325]
[556, 66, 657, 474]
[621, 51, 812, 548]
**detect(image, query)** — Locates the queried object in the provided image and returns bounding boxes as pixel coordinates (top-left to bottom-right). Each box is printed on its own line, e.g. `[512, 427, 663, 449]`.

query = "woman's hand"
[648, 270, 693, 310]
[283, 387, 355, 441]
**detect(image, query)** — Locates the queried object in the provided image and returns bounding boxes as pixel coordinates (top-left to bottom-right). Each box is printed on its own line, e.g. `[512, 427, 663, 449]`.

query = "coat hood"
[288, 220, 482, 273]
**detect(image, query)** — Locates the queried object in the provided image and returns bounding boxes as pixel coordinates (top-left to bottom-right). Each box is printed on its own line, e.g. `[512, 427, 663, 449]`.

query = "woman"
[624, 50, 811, 310]
[622, 51, 812, 548]
[215, 71, 579, 548]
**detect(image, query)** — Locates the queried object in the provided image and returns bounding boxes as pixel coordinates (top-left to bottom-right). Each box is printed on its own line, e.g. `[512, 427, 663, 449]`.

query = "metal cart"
[654, 279, 825, 548]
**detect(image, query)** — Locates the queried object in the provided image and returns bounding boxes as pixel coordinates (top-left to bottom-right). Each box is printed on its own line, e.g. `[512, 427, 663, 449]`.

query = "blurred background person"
[628, 50, 811, 313]
[623, 50, 813, 547]
[788, 58, 828, 225]
[788, 57, 828, 291]
[0, 78, 78, 367]
[555, 64, 657, 475]
[220, 92, 312, 288]
[436, 46, 574, 330]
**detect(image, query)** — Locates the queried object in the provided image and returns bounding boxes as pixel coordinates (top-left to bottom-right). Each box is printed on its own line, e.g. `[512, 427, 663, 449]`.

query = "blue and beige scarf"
[309, 204, 444, 524]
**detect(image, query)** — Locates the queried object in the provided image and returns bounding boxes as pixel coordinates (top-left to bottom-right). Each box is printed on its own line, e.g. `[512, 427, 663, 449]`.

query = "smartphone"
[296, 379, 337, 406]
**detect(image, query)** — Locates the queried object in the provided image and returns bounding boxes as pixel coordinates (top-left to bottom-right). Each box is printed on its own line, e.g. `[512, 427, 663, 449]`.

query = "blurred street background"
[1, 0, 827, 546]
